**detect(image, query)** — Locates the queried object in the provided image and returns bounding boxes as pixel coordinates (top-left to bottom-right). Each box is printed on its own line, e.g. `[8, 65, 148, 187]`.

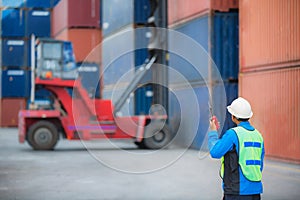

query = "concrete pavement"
[0, 128, 299, 200]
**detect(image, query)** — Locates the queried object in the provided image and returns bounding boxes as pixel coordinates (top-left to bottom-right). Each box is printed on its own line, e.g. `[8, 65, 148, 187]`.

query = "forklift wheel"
[27, 121, 59, 150]
[143, 124, 172, 149]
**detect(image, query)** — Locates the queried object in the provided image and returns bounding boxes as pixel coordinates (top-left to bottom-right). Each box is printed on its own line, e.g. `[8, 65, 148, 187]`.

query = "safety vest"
[220, 126, 264, 182]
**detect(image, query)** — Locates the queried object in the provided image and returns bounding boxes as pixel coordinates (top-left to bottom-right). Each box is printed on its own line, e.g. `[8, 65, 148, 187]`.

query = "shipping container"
[169, 12, 239, 82]
[168, 0, 238, 26]
[0, 0, 25, 8]
[134, 0, 151, 24]
[0, 98, 26, 127]
[212, 12, 239, 81]
[102, 27, 134, 87]
[1, 9, 26, 37]
[169, 81, 237, 149]
[27, 9, 51, 37]
[239, 67, 300, 162]
[77, 62, 101, 98]
[54, 28, 102, 63]
[52, 0, 100, 36]
[102, 0, 133, 37]
[1, 68, 31, 98]
[240, 0, 300, 72]
[1, 8, 51, 37]
[26, 0, 60, 8]
[134, 84, 153, 115]
[1, 38, 30, 67]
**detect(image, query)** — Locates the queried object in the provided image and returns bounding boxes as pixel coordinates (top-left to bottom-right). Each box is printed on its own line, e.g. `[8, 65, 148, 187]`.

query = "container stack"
[0, 0, 57, 127]
[168, 0, 239, 148]
[52, 0, 102, 97]
[102, 1, 168, 116]
[239, 0, 300, 162]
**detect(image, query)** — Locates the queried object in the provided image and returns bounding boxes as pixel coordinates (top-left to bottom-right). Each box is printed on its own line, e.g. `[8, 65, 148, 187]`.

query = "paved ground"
[0, 128, 299, 200]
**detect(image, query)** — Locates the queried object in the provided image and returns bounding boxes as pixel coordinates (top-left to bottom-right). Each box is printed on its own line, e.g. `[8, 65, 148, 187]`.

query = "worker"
[208, 97, 265, 200]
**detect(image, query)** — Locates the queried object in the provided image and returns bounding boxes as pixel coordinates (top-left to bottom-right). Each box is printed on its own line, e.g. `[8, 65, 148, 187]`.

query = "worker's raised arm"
[208, 129, 236, 159]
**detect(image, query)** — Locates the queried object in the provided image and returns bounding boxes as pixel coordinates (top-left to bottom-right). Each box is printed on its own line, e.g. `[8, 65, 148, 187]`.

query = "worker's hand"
[210, 116, 219, 131]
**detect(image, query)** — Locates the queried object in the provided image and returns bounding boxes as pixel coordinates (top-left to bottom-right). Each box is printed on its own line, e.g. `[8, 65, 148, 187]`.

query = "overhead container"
[52, 0, 100, 36]
[168, 0, 238, 26]
[1, 9, 26, 37]
[1, 68, 31, 98]
[0, 0, 25, 8]
[240, 0, 300, 72]
[0, 98, 26, 127]
[102, 0, 133, 37]
[134, 0, 151, 24]
[54, 28, 102, 63]
[1, 38, 30, 67]
[77, 62, 101, 98]
[27, 9, 51, 37]
[169, 12, 239, 82]
[239, 67, 300, 162]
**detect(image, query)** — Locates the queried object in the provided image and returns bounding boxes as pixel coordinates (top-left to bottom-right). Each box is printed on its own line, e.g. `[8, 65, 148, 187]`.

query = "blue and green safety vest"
[220, 126, 264, 182]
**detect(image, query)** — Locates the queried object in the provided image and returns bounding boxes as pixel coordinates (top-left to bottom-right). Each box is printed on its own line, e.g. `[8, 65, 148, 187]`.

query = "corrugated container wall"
[0, 0, 60, 8]
[52, 0, 100, 36]
[102, 0, 133, 37]
[1, 68, 31, 98]
[168, 12, 239, 148]
[54, 28, 102, 63]
[240, 0, 300, 72]
[1, 38, 30, 67]
[77, 62, 101, 98]
[1, 9, 51, 37]
[239, 67, 300, 162]
[168, 0, 238, 26]
[0, 98, 26, 127]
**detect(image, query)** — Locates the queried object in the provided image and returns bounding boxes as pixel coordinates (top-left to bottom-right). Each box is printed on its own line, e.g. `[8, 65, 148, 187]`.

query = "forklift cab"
[36, 39, 77, 80]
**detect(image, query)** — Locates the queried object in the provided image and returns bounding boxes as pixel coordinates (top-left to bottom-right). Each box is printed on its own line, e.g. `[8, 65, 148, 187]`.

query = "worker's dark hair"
[232, 115, 249, 122]
[236, 118, 250, 122]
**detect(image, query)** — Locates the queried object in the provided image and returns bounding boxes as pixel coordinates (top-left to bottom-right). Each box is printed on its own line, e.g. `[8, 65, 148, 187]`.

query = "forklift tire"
[27, 121, 59, 150]
[143, 124, 172, 149]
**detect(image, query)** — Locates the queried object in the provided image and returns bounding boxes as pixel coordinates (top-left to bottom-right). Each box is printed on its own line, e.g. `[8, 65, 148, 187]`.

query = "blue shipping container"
[134, 84, 153, 115]
[27, 10, 51, 37]
[1, 9, 51, 37]
[77, 62, 101, 98]
[26, 0, 61, 8]
[102, 0, 133, 37]
[169, 82, 238, 149]
[1, 9, 26, 37]
[169, 16, 209, 84]
[1, 38, 31, 67]
[0, 0, 25, 8]
[1, 68, 31, 97]
[169, 11, 239, 82]
[212, 12, 239, 81]
[134, 0, 151, 24]
[134, 28, 153, 115]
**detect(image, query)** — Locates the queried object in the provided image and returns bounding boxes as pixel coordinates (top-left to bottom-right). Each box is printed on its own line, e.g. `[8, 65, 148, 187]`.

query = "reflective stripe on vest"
[220, 126, 263, 182]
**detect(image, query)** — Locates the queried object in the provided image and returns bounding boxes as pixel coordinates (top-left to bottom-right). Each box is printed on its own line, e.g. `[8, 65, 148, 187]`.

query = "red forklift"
[18, 37, 172, 150]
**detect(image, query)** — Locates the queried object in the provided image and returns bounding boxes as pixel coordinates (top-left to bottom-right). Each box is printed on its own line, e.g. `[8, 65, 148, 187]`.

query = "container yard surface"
[0, 128, 299, 200]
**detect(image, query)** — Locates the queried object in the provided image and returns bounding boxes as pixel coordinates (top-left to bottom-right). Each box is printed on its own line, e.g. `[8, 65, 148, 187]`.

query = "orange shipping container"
[239, 66, 300, 162]
[54, 28, 102, 63]
[0, 98, 26, 127]
[52, 0, 101, 36]
[240, 0, 300, 72]
[168, 0, 238, 25]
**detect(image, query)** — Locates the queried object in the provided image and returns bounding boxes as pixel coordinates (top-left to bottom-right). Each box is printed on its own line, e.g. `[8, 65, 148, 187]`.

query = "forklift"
[18, 36, 171, 150]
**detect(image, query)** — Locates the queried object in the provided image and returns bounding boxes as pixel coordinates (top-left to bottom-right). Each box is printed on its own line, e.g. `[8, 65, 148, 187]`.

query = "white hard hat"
[227, 97, 253, 119]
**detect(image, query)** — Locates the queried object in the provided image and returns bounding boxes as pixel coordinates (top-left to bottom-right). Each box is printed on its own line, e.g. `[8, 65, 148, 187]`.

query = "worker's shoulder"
[221, 128, 238, 141]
